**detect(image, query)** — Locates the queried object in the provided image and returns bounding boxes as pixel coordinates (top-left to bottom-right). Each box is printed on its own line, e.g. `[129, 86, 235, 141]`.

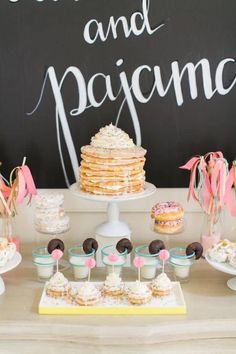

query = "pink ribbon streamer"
[180, 152, 236, 215]
[0, 177, 11, 199]
[21, 165, 37, 197]
[16, 165, 37, 205]
[16, 169, 26, 204]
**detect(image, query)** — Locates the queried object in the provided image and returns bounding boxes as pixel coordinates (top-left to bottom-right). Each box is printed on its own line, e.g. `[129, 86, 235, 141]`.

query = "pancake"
[80, 167, 143, 177]
[80, 183, 144, 195]
[81, 153, 145, 165]
[80, 171, 145, 182]
[80, 178, 144, 188]
[79, 124, 147, 196]
[81, 145, 146, 159]
[80, 160, 144, 172]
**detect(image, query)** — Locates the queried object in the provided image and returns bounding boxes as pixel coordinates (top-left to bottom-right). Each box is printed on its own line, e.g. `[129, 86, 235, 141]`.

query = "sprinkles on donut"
[151, 201, 184, 234]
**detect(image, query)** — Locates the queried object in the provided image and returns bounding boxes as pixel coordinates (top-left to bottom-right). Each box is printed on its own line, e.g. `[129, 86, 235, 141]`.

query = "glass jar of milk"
[32, 246, 56, 282]
[101, 245, 127, 275]
[135, 245, 159, 279]
[68, 245, 95, 280]
[169, 247, 195, 282]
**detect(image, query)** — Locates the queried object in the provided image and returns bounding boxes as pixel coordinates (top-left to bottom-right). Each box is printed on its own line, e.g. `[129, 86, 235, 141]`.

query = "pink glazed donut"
[151, 201, 184, 234]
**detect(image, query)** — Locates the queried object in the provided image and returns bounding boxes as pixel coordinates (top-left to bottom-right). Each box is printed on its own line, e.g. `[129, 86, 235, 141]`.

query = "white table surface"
[0, 244, 236, 354]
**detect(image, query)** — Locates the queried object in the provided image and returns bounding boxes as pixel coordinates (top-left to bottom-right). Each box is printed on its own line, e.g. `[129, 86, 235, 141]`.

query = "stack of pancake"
[79, 124, 146, 195]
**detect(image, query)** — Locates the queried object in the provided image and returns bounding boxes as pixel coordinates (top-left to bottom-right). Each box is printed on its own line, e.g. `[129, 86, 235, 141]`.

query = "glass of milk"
[169, 247, 195, 282]
[135, 245, 159, 280]
[101, 245, 127, 275]
[32, 246, 56, 282]
[68, 245, 95, 280]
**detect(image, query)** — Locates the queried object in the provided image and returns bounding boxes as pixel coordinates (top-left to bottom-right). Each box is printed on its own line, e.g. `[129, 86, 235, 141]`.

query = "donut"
[149, 239, 165, 255]
[47, 239, 65, 254]
[151, 201, 184, 234]
[186, 242, 203, 260]
[116, 238, 133, 254]
[83, 238, 98, 254]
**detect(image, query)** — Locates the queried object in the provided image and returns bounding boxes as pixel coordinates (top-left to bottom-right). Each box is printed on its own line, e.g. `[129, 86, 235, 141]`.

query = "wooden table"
[0, 245, 236, 354]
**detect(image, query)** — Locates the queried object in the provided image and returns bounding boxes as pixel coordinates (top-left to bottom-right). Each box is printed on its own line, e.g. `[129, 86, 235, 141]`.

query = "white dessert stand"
[70, 182, 156, 266]
[151, 223, 185, 250]
[151, 221, 185, 275]
[205, 254, 236, 291]
[0, 252, 22, 295]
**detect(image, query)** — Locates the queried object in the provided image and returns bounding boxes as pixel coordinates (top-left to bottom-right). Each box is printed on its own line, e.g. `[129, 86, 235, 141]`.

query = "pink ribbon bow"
[180, 152, 236, 216]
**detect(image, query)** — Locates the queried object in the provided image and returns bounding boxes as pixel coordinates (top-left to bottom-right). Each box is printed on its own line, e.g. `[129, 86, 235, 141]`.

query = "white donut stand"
[70, 182, 156, 266]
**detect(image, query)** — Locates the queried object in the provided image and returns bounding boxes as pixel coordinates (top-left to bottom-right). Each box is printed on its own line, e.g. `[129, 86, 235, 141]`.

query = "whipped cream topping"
[151, 273, 172, 291]
[0, 249, 9, 266]
[217, 239, 236, 252]
[208, 247, 228, 263]
[77, 282, 100, 300]
[90, 124, 135, 149]
[69, 286, 79, 299]
[0, 241, 16, 267]
[228, 253, 236, 268]
[208, 239, 236, 263]
[7, 242, 16, 258]
[104, 272, 122, 289]
[48, 272, 69, 291]
[152, 201, 183, 215]
[128, 280, 151, 296]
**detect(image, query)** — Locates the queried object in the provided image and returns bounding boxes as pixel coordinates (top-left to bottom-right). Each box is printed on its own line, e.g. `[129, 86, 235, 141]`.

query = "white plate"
[0, 252, 22, 275]
[205, 254, 236, 276]
[70, 182, 156, 202]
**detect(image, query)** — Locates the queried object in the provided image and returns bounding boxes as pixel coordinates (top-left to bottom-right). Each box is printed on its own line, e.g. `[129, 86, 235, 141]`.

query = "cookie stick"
[0, 189, 11, 216]
[85, 258, 96, 282]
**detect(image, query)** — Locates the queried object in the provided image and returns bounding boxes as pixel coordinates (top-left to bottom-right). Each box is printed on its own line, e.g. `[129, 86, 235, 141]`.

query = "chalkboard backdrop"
[1, 0, 236, 188]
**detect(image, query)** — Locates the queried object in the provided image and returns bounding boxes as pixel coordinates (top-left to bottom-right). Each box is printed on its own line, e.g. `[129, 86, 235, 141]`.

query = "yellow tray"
[38, 281, 186, 315]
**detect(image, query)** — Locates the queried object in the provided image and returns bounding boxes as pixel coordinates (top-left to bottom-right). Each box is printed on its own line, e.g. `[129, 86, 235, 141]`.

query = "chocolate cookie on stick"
[116, 238, 133, 254]
[47, 238, 65, 254]
[186, 242, 203, 260]
[83, 238, 98, 254]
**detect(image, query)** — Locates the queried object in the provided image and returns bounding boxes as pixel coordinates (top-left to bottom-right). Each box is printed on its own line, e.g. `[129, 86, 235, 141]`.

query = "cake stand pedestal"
[151, 224, 185, 275]
[70, 182, 156, 266]
[0, 252, 22, 295]
[206, 254, 236, 291]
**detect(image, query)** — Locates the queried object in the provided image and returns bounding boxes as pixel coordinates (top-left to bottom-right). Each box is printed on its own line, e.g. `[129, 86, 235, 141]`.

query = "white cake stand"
[205, 254, 236, 291]
[70, 182, 156, 237]
[151, 222, 185, 250]
[0, 252, 22, 295]
[70, 182, 156, 265]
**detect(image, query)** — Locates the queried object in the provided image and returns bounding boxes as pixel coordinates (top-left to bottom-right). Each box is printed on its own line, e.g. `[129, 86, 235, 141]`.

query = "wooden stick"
[22, 156, 26, 166]
[0, 190, 11, 216]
